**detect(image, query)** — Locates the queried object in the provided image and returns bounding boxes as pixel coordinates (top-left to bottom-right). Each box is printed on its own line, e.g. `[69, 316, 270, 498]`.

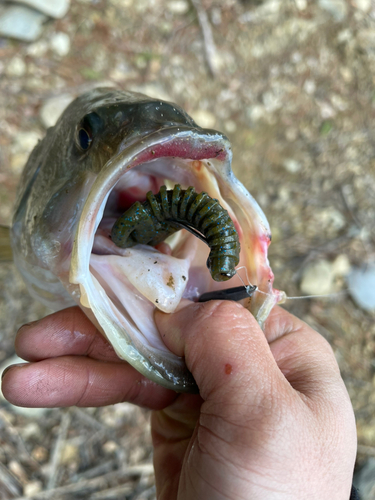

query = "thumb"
[154, 301, 284, 404]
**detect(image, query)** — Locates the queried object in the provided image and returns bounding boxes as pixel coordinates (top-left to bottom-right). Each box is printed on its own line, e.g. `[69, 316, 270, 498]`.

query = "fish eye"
[76, 112, 103, 153]
[77, 127, 92, 151]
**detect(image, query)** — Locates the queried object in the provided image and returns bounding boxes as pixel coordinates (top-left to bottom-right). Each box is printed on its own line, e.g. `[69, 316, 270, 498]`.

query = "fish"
[11, 88, 285, 393]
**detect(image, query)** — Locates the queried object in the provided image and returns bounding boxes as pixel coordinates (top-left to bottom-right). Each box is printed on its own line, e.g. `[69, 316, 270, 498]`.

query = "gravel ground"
[1, 0, 375, 498]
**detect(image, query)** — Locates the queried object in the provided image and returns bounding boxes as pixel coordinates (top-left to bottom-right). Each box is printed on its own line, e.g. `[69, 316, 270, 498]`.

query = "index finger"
[15, 307, 121, 363]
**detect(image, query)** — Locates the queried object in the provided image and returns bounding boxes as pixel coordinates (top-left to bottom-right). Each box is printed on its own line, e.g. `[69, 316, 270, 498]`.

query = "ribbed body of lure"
[111, 185, 240, 282]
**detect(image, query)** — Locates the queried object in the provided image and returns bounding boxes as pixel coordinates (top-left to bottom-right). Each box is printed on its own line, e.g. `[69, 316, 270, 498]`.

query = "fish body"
[11, 88, 285, 393]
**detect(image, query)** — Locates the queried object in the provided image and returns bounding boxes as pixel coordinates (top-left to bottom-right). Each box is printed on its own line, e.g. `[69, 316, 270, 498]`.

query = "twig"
[190, 0, 219, 77]
[46, 410, 71, 490]
[13, 464, 154, 500]
[0, 462, 23, 498]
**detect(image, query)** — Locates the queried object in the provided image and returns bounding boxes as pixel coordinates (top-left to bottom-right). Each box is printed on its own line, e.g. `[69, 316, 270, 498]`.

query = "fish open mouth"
[70, 126, 284, 392]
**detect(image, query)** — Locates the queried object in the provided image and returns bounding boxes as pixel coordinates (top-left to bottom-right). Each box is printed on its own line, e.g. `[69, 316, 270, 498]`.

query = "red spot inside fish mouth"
[224, 363, 232, 375]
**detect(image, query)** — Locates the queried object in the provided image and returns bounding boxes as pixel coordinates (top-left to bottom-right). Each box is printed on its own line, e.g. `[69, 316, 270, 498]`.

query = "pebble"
[61, 443, 79, 465]
[332, 254, 351, 277]
[24, 481, 43, 497]
[50, 32, 71, 57]
[282, 158, 302, 173]
[26, 40, 48, 57]
[246, 105, 265, 123]
[300, 259, 335, 295]
[39, 94, 74, 128]
[0, 5, 46, 42]
[16, 0, 70, 19]
[5, 57, 27, 78]
[347, 263, 375, 313]
[318, 0, 348, 21]
[167, 0, 189, 15]
[189, 109, 216, 129]
[128, 83, 172, 102]
[352, 0, 371, 12]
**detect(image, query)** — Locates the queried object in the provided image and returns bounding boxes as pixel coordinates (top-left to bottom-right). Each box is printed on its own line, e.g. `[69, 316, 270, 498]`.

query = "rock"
[347, 263, 375, 313]
[246, 104, 265, 123]
[61, 443, 79, 465]
[13, 0, 70, 19]
[295, 0, 307, 9]
[50, 32, 71, 57]
[26, 40, 48, 57]
[300, 259, 335, 296]
[303, 79, 316, 95]
[189, 109, 216, 129]
[167, 0, 189, 14]
[332, 254, 351, 277]
[318, 0, 348, 21]
[0, 5, 46, 42]
[39, 94, 74, 128]
[5, 57, 27, 77]
[128, 83, 172, 102]
[282, 158, 302, 173]
[353, 458, 375, 500]
[24, 481, 43, 497]
[352, 0, 371, 12]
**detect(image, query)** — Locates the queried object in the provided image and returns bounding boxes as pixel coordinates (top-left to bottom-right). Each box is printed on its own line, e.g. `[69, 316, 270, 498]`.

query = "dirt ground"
[0, 0, 375, 498]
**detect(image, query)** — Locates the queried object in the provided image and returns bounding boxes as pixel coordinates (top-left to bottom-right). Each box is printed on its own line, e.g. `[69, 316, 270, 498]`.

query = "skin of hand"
[2, 302, 357, 500]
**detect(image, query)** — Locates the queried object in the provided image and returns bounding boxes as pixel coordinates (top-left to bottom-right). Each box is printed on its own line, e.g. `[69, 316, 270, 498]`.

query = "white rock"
[300, 260, 335, 296]
[24, 481, 43, 497]
[167, 0, 189, 14]
[347, 263, 375, 313]
[26, 40, 48, 57]
[295, 0, 307, 9]
[128, 83, 172, 102]
[224, 120, 237, 134]
[247, 105, 265, 123]
[315, 208, 346, 232]
[332, 254, 351, 277]
[282, 158, 302, 173]
[5, 57, 26, 77]
[13, 0, 70, 19]
[12, 130, 42, 155]
[40, 94, 74, 128]
[352, 0, 371, 12]
[50, 32, 71, 57]
[189, 109, 216, 129]
[0, 5, 46, 42]
[303, 79, 316, 95]
[318, 0, 348, 20]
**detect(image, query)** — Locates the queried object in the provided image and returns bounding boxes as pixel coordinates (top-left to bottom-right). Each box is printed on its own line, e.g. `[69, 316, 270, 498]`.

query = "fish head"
[12, 88, 285, 393]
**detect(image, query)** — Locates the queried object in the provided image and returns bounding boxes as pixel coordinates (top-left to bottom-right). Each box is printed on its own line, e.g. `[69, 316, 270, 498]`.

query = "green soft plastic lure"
[111, 184, 240, 282]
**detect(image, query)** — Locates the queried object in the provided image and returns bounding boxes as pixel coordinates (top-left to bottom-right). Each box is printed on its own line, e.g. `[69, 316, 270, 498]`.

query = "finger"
[265, 307, 344, 399]
[155, 301, 285, 406]
[15, 307, 121, 363]
[2, 357, 177, 409]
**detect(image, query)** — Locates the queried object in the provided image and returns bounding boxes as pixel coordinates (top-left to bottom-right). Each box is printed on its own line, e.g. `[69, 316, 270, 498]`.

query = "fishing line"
[233, 266, 348, 302]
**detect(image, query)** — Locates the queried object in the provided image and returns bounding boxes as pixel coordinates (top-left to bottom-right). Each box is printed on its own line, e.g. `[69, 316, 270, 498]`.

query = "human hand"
[2, 303, 357, 500]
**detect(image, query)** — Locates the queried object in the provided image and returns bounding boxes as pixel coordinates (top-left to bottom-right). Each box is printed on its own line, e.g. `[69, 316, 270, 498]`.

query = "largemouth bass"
[11, 88, 285, 393]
